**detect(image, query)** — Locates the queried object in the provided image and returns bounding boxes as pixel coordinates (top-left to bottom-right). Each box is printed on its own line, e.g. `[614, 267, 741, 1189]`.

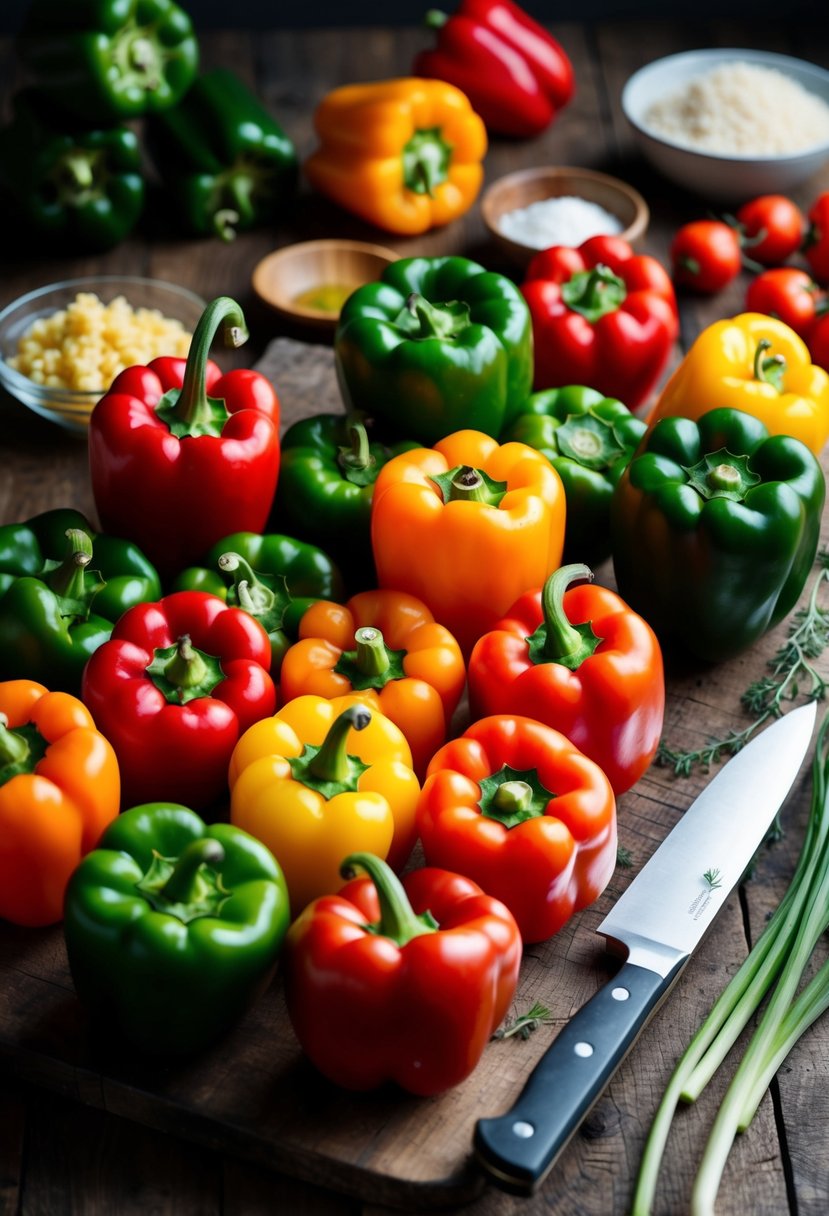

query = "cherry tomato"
[808, 313, 829, 372]
[670, 220, 742, 293]
[745, 268, 823, 338]
[805, 192, 829, 285]
[735, 194, 805, 266]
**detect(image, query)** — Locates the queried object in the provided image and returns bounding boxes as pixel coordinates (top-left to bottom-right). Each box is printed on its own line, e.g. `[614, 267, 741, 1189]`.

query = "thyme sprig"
[657, 558, 829, 778]
[492, 1001, 554, 1041]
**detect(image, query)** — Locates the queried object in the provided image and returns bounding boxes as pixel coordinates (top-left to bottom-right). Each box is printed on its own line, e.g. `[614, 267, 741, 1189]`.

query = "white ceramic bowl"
[622, 49, 829, 203]
[0, 276, 206, 435]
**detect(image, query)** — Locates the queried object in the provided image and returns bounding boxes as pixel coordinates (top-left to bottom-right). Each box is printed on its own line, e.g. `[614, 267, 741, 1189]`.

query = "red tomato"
[735, 194, 805, 266]
[808, 313, 829, 371]
[805, 192, 829, 285]
[670, 220, 742, 293]
[745, 268, 822, 338]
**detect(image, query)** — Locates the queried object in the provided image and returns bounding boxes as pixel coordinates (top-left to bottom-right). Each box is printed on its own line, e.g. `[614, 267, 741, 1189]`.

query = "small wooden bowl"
[481, 166, 650, 268]
[252, 239, 399, 331]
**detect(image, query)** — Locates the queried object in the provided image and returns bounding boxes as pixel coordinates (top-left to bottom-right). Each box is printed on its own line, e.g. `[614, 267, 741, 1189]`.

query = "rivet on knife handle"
[474, 958, 686, 1195]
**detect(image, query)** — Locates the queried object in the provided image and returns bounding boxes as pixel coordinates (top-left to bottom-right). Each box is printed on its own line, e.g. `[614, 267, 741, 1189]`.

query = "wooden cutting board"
[1, 339, 825, 1210]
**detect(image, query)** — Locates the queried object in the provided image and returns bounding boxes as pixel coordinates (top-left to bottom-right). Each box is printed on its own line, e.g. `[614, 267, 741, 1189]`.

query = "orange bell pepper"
[0, 679, 120, 927]
[279, 590, 466, 777]
[371, 430, 566, 657]
[304, 77, 487, 235]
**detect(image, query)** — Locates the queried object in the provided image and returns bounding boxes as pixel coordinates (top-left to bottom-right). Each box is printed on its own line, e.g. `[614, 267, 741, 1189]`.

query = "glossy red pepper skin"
[805, 191, 829, 286]
[413, 0, 574, 139]
[468, 571, 665, 794]
[418, 714, 617, 943]
[521, 235, 678, 409]
[82, 590, 275, 810]
[284, 860, 522, 1096]
[89, 301, 281, 581]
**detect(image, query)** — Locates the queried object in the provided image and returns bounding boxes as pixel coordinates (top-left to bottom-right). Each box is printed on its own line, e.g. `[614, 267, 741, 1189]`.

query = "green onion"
[632, 706, 829, 1216]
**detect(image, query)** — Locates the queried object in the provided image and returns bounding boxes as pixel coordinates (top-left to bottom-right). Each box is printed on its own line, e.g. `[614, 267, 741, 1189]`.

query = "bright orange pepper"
[304, 77, 487, 235]
[279, 590, 466, 777]
[0, 679, 120, 927]
[371, 430, 566, 658]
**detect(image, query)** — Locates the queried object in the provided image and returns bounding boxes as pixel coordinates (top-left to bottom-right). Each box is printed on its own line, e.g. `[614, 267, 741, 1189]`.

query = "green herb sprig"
[492, 1001, 554, 1041]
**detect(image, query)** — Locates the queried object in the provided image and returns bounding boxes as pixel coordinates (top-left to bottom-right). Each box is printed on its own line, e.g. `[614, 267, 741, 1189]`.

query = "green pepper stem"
[339, 422, 374, 474]
[424, 9, 449, 28]
[158, 838, 226, 905]
[561, 264, 626, 322]
[0, 715, 29, 768]
[708, 463, 744, 494]
[753, 339, 787, 391]
[213, 208, 240, 242]
[218, 552, 274, 616]
[354, 627, 391, 678]
[170, 297, 249, 429]
[540, 564, 595, 662]
[48, 529, 94, 600]
[307, 704, 371, 785]
[406, 292, 469, 340]
[164, 635, 209, 689]
[59, 151, 95, 192]
[493, 781, 534, 815]
[341, 852, 438, 946]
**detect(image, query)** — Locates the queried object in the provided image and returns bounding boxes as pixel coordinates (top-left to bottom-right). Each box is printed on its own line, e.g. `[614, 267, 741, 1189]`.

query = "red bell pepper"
[418, 713, 616, 943]
[284, 851, 522, 1096]
[89, 297, 281, 580]
[413, 0, 574, 139]
[82, 590, 275, 810]
[521, 235, 678, 409]
[468, 564, 665, 794]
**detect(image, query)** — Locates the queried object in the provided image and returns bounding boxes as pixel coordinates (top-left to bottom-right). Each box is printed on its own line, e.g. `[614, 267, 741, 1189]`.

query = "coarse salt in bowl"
[497, 195, 624, 250]
[622, 49, 829, 202]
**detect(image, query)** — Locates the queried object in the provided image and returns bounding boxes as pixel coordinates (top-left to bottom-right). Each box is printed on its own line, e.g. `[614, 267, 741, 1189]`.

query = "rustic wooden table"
[2, 16, 829, 1216]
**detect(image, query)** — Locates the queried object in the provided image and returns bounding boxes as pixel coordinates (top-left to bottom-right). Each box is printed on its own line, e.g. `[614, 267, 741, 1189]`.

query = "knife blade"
[474, 699, 817, 1195]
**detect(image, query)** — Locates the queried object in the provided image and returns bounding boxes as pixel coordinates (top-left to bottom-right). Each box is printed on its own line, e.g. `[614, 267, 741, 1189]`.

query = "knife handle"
[474, 959, 684, 1195]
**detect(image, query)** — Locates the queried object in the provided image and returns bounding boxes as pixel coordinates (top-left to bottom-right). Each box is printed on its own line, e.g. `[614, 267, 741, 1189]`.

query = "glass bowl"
[0, 276, 207, 436]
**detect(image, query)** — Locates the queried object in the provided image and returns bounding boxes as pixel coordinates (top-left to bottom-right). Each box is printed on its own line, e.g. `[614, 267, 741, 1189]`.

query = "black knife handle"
[474, 960, 684, 1195]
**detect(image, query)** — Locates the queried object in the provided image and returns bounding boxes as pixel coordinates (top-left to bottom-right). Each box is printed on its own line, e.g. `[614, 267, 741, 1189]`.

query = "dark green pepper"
[0, 90, 144, 252]
[611, 408, 825, 663]
[335, 256, 534, 445]
[63, 803, 290, 1058]
[173, 530, 345, 675]
[501, 386, 646, 565]
[147, 68, 298, 242]
[17, 0, 199, 124]
[0, 509, 162, 691]
[275, 414, 420, 593]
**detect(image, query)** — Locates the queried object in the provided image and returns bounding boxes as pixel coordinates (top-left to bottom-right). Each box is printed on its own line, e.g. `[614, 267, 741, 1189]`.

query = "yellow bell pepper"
[371, 429, 566, 658]
[304, 77, 487, 235]
[648, 313, 829, 455]
[228, 694, 420, 916]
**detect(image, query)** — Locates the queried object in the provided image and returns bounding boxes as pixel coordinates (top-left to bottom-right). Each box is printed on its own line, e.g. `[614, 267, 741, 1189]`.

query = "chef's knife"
[474, 700, 817, 1195]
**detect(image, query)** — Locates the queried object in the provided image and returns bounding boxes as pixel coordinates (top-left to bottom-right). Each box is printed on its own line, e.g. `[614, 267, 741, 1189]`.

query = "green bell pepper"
[611, 407, 825, 663]
[172, 530, 345, 675]
[334, 256, 534, 445]
[275, 414, 420, 593]
[17, 0, 199, 124]
[0, 91, 144, 252]
[64, 803, 290, 1058]
[501, 386, 647, 565]
[147, 67, 298, 242]
[0, 509, 162, 692]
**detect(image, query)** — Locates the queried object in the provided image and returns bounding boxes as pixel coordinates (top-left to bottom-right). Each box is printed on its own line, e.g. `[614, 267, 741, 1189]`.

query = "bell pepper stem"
[339, 422, 374, 474]
[561, 264, 627, 323]
[218, 552, 275, 616]
[48, 529, 94, 600]
[493, 781, 534, 815]
[341, 852, 437, 946]
[354, 627, 391, 677]
[171, 297, 249, 429]
[164, 634, 209, 689]
[424, 9, 449, 28]
[753, 339, 787, 392]
[406, 292, 469, 339]
[0, 715, 29, 768]
[307, 704, 371, 785]
[158, 838, 226, 905]
[541, 564, 594, 659]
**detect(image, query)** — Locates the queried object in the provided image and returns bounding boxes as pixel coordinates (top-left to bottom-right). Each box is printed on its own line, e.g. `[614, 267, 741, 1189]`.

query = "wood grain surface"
[2, 15, 829, 1216]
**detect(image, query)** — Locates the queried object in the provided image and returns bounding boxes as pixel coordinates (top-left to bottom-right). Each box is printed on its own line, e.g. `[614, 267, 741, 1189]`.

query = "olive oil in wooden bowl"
[252, 239, 398, 332]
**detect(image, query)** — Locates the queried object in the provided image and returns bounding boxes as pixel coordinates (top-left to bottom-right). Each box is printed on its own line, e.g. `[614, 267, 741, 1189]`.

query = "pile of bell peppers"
[6, 14, 829, 1101]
